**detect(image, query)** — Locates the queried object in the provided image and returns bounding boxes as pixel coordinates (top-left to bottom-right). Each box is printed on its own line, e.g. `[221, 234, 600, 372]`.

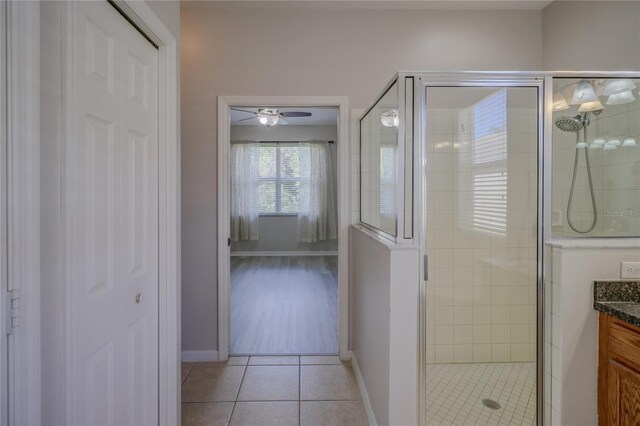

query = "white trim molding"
[181, 350, 219, 363]
[350, 352, 378, 426]
[231, 251, 338, 257]
[5, 1, 41, 425]
[218, 96, 350, 361]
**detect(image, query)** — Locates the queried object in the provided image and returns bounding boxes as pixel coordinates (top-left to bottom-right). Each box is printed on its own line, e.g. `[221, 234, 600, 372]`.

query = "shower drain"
[481, 399, 501, 410]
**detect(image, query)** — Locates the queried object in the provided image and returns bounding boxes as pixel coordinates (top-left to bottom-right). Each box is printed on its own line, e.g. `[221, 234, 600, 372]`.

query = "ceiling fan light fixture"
[257, 109, 281, 127]
[380, 109, 399, 128]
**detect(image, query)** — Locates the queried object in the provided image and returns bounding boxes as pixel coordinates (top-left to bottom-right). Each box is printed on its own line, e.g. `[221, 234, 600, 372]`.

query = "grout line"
[298, 361, 301, 426]
[181, 362, 194, 386]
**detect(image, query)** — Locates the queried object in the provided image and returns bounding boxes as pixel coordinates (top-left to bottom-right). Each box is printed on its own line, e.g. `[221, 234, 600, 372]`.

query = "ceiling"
[184, 0, 555, 11]
[230, 107, 338, 126]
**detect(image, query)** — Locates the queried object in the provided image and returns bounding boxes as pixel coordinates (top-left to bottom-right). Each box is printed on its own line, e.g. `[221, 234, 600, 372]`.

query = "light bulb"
[623, 138, 637, 147]
[572, 80, 599, 104]
[576, 142, 588, 149]
[606, 90, 636, 105]
[589, 143, 602, 149]
[592, 138, 606, 145]
[553, 93, 570, 111]
[603, 144, 618, 151]
[258, 114, 280, 127]
[608, 139, 621, 146]
[578, 99, 604, 112]
[602, 79, 637, 96]
[380, 110, 399, 128]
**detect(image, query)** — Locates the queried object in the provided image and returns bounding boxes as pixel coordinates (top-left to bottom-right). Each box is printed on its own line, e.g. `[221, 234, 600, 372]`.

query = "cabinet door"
[607, 359, 640, 426]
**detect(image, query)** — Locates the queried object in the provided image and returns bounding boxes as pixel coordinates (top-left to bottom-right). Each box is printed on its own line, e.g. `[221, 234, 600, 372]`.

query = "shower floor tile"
[425, 362, 536, 425]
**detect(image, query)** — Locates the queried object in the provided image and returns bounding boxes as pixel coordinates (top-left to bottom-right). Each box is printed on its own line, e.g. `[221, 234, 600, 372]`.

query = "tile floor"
[182, 355, 369, 426]
[425, 362, 536, 426]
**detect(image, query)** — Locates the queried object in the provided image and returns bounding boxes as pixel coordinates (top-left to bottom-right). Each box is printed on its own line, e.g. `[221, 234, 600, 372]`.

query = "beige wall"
[542, 1, 640, 71]
[180, 3, 543, 352]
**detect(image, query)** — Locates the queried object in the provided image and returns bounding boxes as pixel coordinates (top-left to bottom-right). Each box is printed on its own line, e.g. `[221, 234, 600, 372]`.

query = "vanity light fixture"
[606, 90, 636, 105]
[602, 79, 637, 96]
[572, 80, 599, 104]
[553, 93, 570, 111]
[578, 99, 604, 112]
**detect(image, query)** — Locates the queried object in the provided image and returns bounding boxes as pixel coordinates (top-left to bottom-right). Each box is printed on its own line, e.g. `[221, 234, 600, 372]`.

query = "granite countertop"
[593, 280, 640, 328]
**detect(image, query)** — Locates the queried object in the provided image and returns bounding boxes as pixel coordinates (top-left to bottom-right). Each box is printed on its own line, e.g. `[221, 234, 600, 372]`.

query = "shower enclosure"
[358, 72, 640, 426]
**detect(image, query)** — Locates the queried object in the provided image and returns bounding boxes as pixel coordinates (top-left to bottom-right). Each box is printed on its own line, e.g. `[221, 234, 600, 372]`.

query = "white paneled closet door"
[67, 1, 159, 424]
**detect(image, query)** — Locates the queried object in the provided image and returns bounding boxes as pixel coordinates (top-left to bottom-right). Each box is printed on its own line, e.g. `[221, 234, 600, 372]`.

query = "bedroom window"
[257, 144, 311, 214]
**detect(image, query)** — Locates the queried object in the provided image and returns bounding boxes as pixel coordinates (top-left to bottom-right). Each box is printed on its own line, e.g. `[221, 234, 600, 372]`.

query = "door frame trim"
[4, 1, 41, 424]
[416, 76, 545, 426]
[217, 96, 350, 360]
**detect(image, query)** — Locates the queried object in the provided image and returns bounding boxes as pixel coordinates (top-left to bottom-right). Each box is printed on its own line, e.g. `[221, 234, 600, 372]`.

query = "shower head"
[554, 115, 584, 133]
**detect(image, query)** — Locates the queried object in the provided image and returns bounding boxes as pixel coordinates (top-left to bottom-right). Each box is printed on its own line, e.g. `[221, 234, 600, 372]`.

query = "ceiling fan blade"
[278, 118, 288, 125]
[239, 116, 256, 122]
[280, 112, 312, 118]
[231, 108, 257, 115]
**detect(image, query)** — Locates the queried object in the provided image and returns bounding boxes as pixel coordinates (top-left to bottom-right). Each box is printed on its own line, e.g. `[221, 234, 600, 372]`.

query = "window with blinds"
[466, 89, 508, 236]
[257, 145, 310, 214]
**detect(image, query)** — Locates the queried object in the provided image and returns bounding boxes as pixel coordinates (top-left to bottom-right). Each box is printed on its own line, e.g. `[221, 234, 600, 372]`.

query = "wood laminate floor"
[230, 256, 338, 355]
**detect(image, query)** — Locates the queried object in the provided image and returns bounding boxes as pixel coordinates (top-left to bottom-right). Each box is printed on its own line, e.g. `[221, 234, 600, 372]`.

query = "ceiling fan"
[231, 108, 312, 127]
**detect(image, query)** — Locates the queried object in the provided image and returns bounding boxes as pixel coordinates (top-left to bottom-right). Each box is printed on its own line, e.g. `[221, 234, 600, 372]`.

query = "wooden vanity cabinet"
[598, 313, 640, 426]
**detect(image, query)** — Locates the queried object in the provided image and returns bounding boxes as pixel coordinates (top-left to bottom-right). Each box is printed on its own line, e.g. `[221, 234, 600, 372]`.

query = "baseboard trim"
[350, 351, 377, 426]
[181, 350, 219, 362]
[231, 251, 338, 257]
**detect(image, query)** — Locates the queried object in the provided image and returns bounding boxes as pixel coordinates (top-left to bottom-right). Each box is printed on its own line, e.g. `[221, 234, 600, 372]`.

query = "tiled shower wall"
[552, 100, 640, 237]
[425, 103, 538, 364]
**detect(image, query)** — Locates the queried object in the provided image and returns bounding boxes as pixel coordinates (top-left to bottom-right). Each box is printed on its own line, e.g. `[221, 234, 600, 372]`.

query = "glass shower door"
[423, 85, 540, 425]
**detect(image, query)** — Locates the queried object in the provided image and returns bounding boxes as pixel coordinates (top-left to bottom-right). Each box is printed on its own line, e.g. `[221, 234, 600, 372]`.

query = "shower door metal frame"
[414, 73, 546, 426]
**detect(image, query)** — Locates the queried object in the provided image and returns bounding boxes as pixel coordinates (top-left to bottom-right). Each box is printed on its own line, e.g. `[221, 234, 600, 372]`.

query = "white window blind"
[457, 89, 508, 236]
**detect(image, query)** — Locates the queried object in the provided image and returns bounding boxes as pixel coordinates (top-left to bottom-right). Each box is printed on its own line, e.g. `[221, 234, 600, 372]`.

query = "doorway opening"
[229, 107, 339, 355]
[217, 97, 350, 360]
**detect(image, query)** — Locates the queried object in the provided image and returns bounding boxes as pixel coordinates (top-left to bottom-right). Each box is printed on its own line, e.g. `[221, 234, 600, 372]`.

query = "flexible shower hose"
[566, 125, 598, 234]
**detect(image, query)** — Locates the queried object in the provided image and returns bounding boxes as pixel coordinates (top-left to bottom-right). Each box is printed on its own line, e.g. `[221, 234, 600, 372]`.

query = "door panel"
[423, 85, 539, 425]
[69, 2, 159, 424]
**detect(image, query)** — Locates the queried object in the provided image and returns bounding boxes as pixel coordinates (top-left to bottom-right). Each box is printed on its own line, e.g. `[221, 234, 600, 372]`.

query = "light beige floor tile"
[229, 401, 299, 426]
[198, 356, 249, 367]
[237, 366, 299, 401]
[300, 401, 368, 426]
[300, 355, 343, 365]
[248, 356, 299, 365]
[300, 365, 360, 400]
[182, 402, 234, 426]
[182, 362, 195, 384]
[182, 365, 246, 402]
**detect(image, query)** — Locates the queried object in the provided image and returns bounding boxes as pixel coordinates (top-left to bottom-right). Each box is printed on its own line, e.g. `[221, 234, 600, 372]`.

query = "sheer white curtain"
[297, 141, 337, 242]
[230, 141, 260, 241]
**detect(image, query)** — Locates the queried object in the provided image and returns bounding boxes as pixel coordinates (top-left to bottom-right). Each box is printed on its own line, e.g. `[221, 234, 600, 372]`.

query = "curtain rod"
[257, 140, 335, 144]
